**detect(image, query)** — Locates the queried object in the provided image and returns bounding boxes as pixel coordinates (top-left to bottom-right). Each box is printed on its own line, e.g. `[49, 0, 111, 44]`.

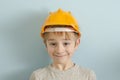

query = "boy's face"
[46, 32, 80, 64]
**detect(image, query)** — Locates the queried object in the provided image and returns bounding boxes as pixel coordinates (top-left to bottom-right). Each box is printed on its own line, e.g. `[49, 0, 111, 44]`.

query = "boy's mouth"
[54, 55, 66, 58]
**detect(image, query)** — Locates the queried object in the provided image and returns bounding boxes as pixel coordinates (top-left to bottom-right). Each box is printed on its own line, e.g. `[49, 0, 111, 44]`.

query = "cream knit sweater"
[30, 64, 96, 80]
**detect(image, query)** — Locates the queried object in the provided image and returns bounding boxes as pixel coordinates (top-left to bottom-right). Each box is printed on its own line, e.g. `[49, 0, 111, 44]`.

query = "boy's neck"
[51, 61, 74, 71]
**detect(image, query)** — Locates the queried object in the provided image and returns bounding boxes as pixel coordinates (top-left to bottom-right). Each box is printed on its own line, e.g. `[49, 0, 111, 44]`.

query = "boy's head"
[40, 9, 81, 64]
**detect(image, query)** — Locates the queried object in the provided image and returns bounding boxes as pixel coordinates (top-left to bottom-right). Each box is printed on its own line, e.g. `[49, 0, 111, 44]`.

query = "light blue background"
[0, 0, 120, 80]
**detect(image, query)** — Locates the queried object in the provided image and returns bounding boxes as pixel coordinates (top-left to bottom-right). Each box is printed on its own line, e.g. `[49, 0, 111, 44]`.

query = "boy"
[30, 8, 96, 80]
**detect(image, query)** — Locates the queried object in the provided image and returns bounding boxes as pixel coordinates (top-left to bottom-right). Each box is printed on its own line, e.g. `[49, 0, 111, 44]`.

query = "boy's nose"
[55, 44, 65, 54]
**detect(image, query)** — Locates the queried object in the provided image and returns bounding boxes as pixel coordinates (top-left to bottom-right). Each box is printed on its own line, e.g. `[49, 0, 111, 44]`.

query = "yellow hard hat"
[40, 8, 81, 37]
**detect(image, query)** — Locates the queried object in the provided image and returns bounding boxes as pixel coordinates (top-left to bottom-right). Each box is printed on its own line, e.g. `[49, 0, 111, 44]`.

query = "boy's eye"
[63, 42, 70, 46]
[50, 43, 56, 46]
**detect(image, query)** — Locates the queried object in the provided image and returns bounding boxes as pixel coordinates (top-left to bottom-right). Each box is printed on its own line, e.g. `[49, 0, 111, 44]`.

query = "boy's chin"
[53, 59, 70, 64]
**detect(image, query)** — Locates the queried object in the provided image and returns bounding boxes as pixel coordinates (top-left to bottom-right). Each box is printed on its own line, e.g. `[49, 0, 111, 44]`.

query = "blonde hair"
[42, 32, 80, 44]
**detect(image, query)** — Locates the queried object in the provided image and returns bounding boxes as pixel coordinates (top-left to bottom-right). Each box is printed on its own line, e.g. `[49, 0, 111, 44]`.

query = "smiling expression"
[45, 32, 80, 64]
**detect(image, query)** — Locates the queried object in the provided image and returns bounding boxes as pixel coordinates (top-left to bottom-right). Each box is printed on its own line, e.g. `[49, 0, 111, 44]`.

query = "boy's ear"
[43, 40, 47, 48]
[75, 38, 80, 49]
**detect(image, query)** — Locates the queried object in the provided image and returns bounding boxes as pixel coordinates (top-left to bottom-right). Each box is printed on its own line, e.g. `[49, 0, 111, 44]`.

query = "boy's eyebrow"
[47, 39, 55, 41]
[63, 39, 71, 40]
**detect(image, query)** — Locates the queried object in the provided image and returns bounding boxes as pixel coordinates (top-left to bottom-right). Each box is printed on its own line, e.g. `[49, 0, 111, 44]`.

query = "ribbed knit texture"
[30, 64, 96, 80]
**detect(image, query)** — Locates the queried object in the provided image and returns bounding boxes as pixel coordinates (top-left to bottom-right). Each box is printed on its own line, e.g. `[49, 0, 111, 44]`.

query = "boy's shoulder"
[30, 66, 49, 80]
[76, 64, 96, 79]
[32, 66, 49, 75]
[76, 64, 94, 73]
